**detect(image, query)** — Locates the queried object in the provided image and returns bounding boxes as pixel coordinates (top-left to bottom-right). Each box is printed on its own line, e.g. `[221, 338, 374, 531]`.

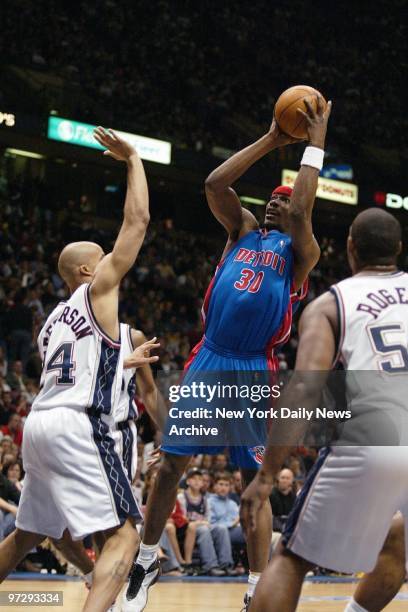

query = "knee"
[116, 520, 140, 549]
[211, 524, 228, 536]
[165, 522, 176, 534]
[196, 524, 210, 538]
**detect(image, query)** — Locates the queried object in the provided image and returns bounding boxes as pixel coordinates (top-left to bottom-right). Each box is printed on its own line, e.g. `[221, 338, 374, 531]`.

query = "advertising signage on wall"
[282, 169, 358, 205]
[374, 192, 408, 211]
[47, 116, 171, 165]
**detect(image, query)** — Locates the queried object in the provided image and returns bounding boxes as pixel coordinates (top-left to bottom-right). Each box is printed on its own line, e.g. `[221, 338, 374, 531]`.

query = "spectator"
[0, 438, 14, 457]
[209, 472, 246, 556]
[0, 452, 17, 469]
[23, 379, 38, 406]
[1, 414, 23, 448]
[201, 455, 213, 471]
[229, 469, 243, 505]
[5, 290, 33, 369]
[200, 470, 213, 495]
[0, 393, 15, 427]
[2, 461, 23, 493]
[165, 498, 197, 574]
[0, 469, 20, 541]
[270, 468, 297, 550]
[177, 467, 230, 576]
[213, 454, 230, 472]
[6, 361, 27, 394]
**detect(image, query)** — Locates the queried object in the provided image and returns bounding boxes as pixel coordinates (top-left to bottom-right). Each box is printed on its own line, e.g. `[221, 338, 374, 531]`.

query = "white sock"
[137, 542, 159, 571]
[344, 599, 369, 612]
[247, 572, 261, 598]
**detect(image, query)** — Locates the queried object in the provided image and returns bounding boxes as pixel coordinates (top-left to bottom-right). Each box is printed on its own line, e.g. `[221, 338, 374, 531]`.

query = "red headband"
[271, 186, 293, 197]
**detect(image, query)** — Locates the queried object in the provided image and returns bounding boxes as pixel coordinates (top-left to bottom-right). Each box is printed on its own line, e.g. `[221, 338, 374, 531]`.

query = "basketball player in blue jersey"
[124, 98, 332, 612]
[240, 208, 408, 612]
[0, 128, 153, 612]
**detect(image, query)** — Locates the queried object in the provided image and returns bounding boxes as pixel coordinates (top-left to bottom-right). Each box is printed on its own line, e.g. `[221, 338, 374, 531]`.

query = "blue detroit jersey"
[202, 229, 294, 353]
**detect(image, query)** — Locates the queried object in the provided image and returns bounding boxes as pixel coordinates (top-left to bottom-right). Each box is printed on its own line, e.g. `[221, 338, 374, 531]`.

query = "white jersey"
[33, 283, 124, 415]
[331, 270, 408, 443]
[331, 271, 408, 370]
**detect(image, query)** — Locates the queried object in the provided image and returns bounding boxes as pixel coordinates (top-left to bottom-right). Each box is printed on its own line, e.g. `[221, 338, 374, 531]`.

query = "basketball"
[274, 85, 327, 139]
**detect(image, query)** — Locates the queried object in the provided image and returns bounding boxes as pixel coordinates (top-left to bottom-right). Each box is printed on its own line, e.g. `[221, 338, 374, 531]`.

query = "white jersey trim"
[84, 284, 121, 348]
[330, 285, 346, 366]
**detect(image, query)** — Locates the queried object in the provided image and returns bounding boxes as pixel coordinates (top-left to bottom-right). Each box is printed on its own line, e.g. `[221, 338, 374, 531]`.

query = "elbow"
[142, 212, 150, 227]
[126, 211, 150, 227]
[205, 174, 223, 194]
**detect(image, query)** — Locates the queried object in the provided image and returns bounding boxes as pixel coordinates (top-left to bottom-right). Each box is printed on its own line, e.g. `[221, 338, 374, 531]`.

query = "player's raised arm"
[289, 99, 332, 289]
[92, 128, 149, 289]
[205, 123, 299, 242]
[89, 128, 149, 337]
[240, 291, 337, 530]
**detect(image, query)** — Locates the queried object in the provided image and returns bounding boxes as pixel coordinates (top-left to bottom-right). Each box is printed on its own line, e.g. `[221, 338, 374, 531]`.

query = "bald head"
[277, 468, 294, 493]
[58, 242, 104, 290]
[349, 208, 402, 270]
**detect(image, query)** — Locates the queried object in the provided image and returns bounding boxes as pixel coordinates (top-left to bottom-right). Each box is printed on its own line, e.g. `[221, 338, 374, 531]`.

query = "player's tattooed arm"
[240, 292, 337, 531]
[289, 99, 332, 289]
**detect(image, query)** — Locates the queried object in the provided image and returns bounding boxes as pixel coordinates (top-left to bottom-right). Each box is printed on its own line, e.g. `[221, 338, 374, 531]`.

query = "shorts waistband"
[203, 336, 266, 359]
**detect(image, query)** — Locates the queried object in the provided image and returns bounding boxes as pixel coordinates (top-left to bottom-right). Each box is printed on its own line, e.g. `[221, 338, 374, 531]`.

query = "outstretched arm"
[90, 129, 149, 339]
[205, 122, 300, 247]
[289, 99, 332, 289]
[240, 291, 338, 530]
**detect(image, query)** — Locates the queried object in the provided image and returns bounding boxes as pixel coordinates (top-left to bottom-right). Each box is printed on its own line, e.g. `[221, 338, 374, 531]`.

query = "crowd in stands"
[1, 1, 405, 152]
[0, 168, 347, 574]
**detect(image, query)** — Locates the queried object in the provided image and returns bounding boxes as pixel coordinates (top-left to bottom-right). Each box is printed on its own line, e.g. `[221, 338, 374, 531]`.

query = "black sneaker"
[224, 566, 240, 576]
[181, 563, 196, 576]
[121, 558, 161, 611]
[240, 593, 251, 612]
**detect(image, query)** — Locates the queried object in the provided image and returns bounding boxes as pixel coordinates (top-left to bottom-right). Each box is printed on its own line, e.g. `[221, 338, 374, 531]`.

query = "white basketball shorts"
[282, 445, 408, 573]
[16, 407, 142, 540]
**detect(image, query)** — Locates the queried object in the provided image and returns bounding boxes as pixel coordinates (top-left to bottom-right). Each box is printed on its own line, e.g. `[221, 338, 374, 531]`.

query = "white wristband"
[301, 146, 325, 171]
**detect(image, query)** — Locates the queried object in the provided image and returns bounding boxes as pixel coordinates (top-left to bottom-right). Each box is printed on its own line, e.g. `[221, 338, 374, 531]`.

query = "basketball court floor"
[4, 574, 408, 611]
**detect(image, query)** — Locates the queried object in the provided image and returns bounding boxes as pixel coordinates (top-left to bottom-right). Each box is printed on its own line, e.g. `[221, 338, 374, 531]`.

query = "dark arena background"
[0, 1, 407, 611]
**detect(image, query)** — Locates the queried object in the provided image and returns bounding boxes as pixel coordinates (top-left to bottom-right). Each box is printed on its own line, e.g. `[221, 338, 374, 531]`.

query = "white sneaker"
[121, 559, 161, 611]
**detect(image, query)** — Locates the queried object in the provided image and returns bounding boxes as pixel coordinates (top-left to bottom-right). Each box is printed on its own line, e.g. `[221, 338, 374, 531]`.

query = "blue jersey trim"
[87, 412, 141, 521]
[91, 339, 120, 416]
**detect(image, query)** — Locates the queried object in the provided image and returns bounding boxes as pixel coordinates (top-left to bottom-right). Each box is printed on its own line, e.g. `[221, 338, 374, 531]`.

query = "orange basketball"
[274, 85, 327, 139]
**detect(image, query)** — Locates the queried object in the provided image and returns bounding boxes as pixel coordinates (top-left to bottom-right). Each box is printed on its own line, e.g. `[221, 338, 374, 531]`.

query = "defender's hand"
[146, 446, 162, 469]
[93, 127, 138, 162]
[268, 118, 304, 147]
[124, 337, 160, 369]
[297, 98, 332, 149]
[240, 473, 274, 532]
